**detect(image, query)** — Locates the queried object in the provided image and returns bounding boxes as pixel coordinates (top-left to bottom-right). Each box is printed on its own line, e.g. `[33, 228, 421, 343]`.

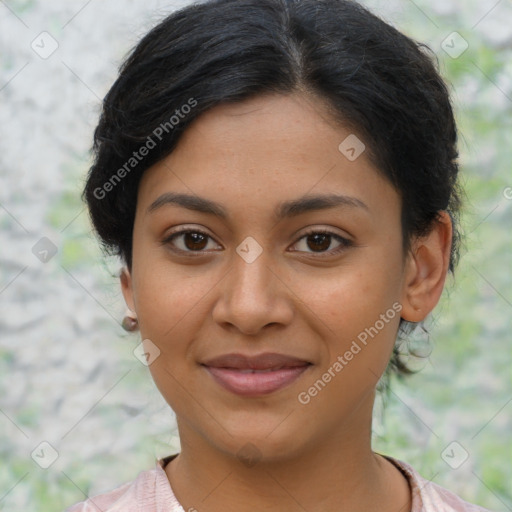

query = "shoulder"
[65, 478, 133, 512]
[65, 457, 184, 512]
[385, 456, 493, 512]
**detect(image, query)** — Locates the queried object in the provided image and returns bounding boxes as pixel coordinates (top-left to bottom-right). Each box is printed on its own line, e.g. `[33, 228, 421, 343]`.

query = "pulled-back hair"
[83, 0, 462, 380]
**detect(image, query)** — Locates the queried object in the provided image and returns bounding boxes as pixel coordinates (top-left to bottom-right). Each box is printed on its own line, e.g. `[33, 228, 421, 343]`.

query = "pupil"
[185, 233, 207, 250]
[307, 234, 330, 252]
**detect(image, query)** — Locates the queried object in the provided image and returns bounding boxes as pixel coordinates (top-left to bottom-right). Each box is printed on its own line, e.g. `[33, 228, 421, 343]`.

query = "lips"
[201, 353, 312, 396]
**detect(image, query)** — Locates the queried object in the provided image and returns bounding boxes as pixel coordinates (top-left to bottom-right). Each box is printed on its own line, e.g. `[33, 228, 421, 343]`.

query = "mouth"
[201, 353, 312, 397]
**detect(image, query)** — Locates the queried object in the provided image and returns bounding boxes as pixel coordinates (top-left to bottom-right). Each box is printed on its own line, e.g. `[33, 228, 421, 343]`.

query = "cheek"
[131, 261, 215, 411]
[134, 265, 213, 347]
[295, 274, 402, 421]
[131, 227, 204, 324]
[295, 260, 402, 334]
[289, 253, 404, 398]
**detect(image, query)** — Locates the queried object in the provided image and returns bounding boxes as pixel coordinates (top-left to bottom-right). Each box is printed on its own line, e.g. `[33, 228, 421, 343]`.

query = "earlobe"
[400, 212, 453, 323]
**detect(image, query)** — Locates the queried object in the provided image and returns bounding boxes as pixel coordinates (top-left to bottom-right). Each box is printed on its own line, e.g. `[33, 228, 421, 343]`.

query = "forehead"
[137, 92, 399, 223]
[170, 92, 348, 167]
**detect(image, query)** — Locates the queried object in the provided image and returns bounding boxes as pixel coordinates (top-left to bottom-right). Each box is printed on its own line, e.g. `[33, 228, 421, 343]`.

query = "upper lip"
[202, 352, 311, 371]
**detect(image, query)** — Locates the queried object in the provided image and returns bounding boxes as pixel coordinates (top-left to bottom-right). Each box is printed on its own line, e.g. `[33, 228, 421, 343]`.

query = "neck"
[165, 399, 411, 512]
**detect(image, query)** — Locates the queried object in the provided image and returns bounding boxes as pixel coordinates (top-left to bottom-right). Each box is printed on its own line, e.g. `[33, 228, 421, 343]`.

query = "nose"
[211, 247, 294, 336]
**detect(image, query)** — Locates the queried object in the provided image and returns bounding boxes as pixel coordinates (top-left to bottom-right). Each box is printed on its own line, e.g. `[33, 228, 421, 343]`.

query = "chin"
[208, 418, 311, 466]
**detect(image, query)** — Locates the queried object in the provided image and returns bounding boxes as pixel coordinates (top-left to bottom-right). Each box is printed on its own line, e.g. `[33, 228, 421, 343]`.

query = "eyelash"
[161, 227, 353, 257]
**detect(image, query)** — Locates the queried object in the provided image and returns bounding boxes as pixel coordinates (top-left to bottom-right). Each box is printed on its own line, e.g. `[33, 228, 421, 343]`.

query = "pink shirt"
[66, 454, 492, 511]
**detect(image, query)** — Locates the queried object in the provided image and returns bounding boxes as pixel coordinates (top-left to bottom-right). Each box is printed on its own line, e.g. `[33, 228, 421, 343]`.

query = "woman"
[67, 0, 491, 510]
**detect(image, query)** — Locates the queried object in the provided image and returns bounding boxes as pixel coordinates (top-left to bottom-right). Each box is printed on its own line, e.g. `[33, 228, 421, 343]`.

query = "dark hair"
[83, 0, 462, 380]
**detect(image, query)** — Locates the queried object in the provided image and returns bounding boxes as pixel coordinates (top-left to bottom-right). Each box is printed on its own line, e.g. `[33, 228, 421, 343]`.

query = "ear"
[120, 266, 136, 314]
[400, 211, 453, 323]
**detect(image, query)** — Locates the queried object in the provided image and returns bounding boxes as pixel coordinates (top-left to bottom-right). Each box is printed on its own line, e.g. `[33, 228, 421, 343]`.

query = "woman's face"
[123, 92, 412, 462]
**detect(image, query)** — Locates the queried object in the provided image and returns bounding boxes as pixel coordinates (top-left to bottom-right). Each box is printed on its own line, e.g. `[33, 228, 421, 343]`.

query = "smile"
[201, 352, 312, 397]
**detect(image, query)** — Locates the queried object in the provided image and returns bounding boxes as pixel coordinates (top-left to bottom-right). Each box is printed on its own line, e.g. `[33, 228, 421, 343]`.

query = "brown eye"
[181, 232, 208, 251]
[305, 233, 331, 252]
[292, 230, 353, 255]
[162, 229, 221, 254]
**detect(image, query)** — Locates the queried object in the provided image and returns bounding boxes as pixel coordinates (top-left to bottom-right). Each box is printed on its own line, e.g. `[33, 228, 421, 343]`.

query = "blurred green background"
[0, 0, 510, 510]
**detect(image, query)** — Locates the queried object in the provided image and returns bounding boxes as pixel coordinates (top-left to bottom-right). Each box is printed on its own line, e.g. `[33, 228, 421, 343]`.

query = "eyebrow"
[147, 192, 368, 220]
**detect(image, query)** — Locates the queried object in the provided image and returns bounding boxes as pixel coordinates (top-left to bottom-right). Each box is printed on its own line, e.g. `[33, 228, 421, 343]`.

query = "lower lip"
[204, 365, 310, 397]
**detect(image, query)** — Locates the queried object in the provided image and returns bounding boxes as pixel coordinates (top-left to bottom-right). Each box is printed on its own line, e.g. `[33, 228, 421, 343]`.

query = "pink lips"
[202, 353, 311, 397]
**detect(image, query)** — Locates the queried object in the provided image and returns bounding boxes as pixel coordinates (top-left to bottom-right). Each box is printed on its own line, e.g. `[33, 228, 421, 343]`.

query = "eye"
[161, 228, 221, 254]
[161, 226, 353, 257]
[290, 229, 353, 256]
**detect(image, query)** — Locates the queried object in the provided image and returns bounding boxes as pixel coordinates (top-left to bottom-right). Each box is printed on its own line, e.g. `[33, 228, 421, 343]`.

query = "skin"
[121, 92, 452, 512]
